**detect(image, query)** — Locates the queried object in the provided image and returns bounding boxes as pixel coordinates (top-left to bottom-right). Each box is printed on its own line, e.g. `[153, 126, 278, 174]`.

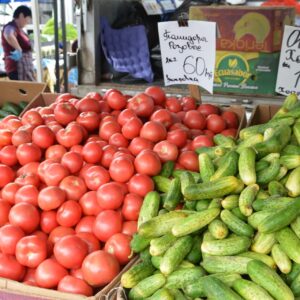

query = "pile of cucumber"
[0, 101, 27, 118]
[121, 94, 300, 300]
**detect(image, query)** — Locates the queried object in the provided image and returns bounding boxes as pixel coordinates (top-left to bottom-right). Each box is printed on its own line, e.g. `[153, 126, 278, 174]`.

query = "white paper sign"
[158, 20, 216, 94]
[276, 26, 300, 97]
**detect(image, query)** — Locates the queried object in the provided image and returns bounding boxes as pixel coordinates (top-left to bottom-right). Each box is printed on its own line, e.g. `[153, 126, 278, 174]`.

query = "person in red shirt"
[1, 5, 35, 81]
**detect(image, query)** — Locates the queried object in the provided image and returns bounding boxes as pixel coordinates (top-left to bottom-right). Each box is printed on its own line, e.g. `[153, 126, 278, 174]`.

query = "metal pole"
[53, 0, 60, 93]
[31, 0, 43, 82]
[60, 0, 68, 92]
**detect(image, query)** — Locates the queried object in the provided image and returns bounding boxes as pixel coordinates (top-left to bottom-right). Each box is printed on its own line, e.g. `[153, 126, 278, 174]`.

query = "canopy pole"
[31, 0, 42, 82]
[60, 0, 68, 92]
[53, 0, 60, 93]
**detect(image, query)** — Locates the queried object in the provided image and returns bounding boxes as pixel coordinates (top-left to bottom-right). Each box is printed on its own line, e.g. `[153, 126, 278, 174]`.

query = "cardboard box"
[189, 6, 295, 53]
[248, 104, 280, 126]
[213, 51, 280, 96]
[0, 80, 46, 110]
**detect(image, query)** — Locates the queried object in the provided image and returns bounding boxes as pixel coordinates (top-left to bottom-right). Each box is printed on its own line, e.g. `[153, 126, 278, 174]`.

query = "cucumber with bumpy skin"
[238, 147, 256, 186]
[272, 243, 292, 274]
[198, 153, 215, 183]
[238, 184, 259, 216]
[208, 219, 229, 240]
[251, 232, 276, 254]
[149, 233, 177, 257]
[222, 195, 239, 210]
[163, 177, 181, 211]
[138, 191, 160, 228]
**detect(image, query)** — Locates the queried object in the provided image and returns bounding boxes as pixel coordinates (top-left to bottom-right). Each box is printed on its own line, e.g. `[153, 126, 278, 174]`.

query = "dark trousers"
[8, 71, 18, 80]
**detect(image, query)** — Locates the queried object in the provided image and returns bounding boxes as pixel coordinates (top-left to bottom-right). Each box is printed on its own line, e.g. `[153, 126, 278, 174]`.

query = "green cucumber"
[238, 251, 276, 269]
[256, 159, 281, 185]
[151, 256, 162, 269]
[238, 183, 259, 216]
[149, 233, 177, 256]
[287, 263, 300, 284]
[140, 247, 151, 262]
[276, 166, 288, 181]
[247, 259, 294, 300]
[195, 145, 228, 159]
[238, 147, 256, 186]
[294, 122, 300, 145]
[271, 244, 292, 274]
[213, 134, 236, 148]
[208, 197, 222, 209]
[251, 232, 276, 254]
[145, 288, 174, 300]
[159, 161, 175, 178]
[282, 144, 300, 155]
[17, 100, 28, 110]
[0, 109, 11, 118]
[196, 199, 210, 211]
[222, 195, 239, 210]
[208, 219, 229, 240]
[247, 210, 274, 229]
[180, 171, 195, 195]
[291, 216, 300, 239]
[291, 273, 300, 297]
[198, 153, 215, 183]
[256, 189, 270, 200]
[131, 234, 151, 253]
[286, 166, 300, 197]
[221, 209, 254, 237]
[268, 181, 288, 197]
[252, 196, 294, 211]
[153, 176, 171, 193]
[2, 102, 22, 115]
[138, 191, 160, 228]
[186, 235, 202, 264]
[168, 289, 188, 300]
[280, 155, 300, 170]
[163, 177, 181, 211]
[172, 169, 201, 183]
[260, 152, 280, 162]
[231, 207, 248, 222]
[255, 160, 270, 172]
[236, 133, 264, 154]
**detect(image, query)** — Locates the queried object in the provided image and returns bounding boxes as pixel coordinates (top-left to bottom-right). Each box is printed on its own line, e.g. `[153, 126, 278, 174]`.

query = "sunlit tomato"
[98, 101, 111, 113]
[42, 114, 56, 124]
[16, 162, 39, 177]
[150, 109, 173, 128]
[134, 150, 161, 176]
[35, 258, 68, 288]
[58, 275, 93, 296]
[178, 151, 199, 172]
[0, 164, 15, 188]
[197, 103, 220, 116]
[128, 137, 154, 156]
[56, 93, 76, 103]
[144, 86, 166, 105]
[23, 268, 37, 285]
[59, 176, 87, 201]
[221, 111, 239, 129]
[0, 253, 25, 281]
[86, 91, 102, 101]
[0, 224, 25, 254]
[127, 93, 154, 118]
[93, 210, 122, 242]
[121, 193, 143, 221]
[31, 125, 56, 149]
[117, 109, 136, 126]
[192, 135, 214, 150]
[109, 157, 135, 183]
[22, 110, 44, 126]
[46, 121, 63, 134]
[38, 186, 66, 211]
[76, 232, 101, 253]
[106, 91, 127, 110]
[40, 210, 59, 234]
[81, 141, 103, 164]
[0, 145, 18, 166]
[101, 145, 118, 168]
[11, 127, 32, 146]
[153, 140, 179, 162]
[97, 182, 125, 210]
[76, 111, 101, 132]
[140, 121, 167, 143]
[48, 226, 75, 245]
[43, 163, 70, 186]
[16, 143, 41, 166]
[165, 97, 182, 112]
[16, 235, 47, 268]
[70, 144, 83, 154]
[56, 200, 82, 227]
[221, 128, 238, 138]
[79, 191, 102, 216]
[56, 123, 84, 148]
[183, 110, 206, 130]
[82, 250, 120, 287]
[37, 159, 55, 182]
[108, 132, 129, 148]
[128, 173, 154, 197]
[181, 96, 197, 111]
[167, 129, 188, 149]
[70, 268, 84, 280]
[44, 144, 67, 162]
[14, 184, 39, 206]
[206, 114, 227, 133]
[75, 216, 95, 234]
[113, 151, 135, 163]
[54, 102, 79, 125]
[54, 235, 88, 269]
[6, 118, 22, 133]
[122, 221, 137, 236]
[0, 129, 12, 146]
[121, 117, 143, 140]
[59, 151, 83, 174]
[9, 203, 40, 234]
[99, 120, 121, 141]
[1, 182, 20, 204]
[83, 165, 110, 191]
[76, 97, 101, 113]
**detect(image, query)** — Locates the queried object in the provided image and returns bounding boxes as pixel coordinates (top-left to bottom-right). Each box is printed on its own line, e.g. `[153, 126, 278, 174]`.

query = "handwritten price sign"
[276, 26, 300, 97]
[158, 21, 216, 94]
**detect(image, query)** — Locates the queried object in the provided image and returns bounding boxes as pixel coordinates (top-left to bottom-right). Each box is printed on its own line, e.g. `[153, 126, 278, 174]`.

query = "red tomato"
[9, 203, 40, 234]
[153, 140, 179, 162]
[144, 86, 166, 105]
[128, 173, 154, 197]
[12, 128, 32, 146]
[6, 118, 22, 133]
[0, 129, 12, 146]
[23, 267, 37, 285]
[47, 122, 63, 134]
[190, 129, 204, 139]
[0, 253, 25, 281]
[93, 210, 122, 242]
[1, 182, 20, 204]
[150, 109, 173, 129]
[40, 210, 59, 234]
[97, 182, 125, 210]
[121, 117, 143, 140]
[83, 165, 110, 191]
[0, 224, 25, 254]
[76, 97, 101, 113]
[35, 258, 68, 288]
[54, 102, 79, 125]
[99, 121, 121, 141]
[127, 93, 154, 118]
[0, 145, 18, 166]
[61, 151, 83, 174]
[86, 91, 102, 101]
[192, 135, 214, 150]
[107, 91, 127, 110]
[206, 114, 227, 134]
[70, 144, 83, 154]
[98, 101, 111, 113]
[21, 110, 44, 127]
[0, 200, 11, 227]
[76, 232, 101, 253]
[56, 123, 84, 148]
[165, 97, 182, 113]
[122, 221, 138, 236]
[15, 172, 40, 187]
[221, 111, 239, 129]
[0, 164, 15, 188]
[16, 235, 47, 268]
[167, 129, 188, 149]
[82, 250, 120, 287]
[221, 128, 238, 138]
[117, 109, 136, 126]
[70, 268, 84, 280]
[79, 191, 102, 216]
[128, 137, 154, 156]
[197, 103, 220, 116]
[16, 143, 41, 166]
[38, 186, 66, 211]
[59, 176, 87, 201]
[109, 157, 135, 183]
[76, 111, 101, 132]
[101, 145, 118, 168]
[54, 235, 88, 269]
[140, 121, 167, 143]
[82, 141, 103, 164]
[17, 162, 40, 176]
[181, 96, 197, 111]
[48, 226, 75, 245]
[203, 129, 215, 139]
[37, 159, 56, 182]
[121, 193, 143, 221]
[56, 93, 76, 103]
[32, 125, 56, 149]
[58, 275, 93, 296]
[14, 184, 39, 206]
[109, 132, 129, 148]
[183, 110, 206, 130]
[75, 216, 95, 234]
[105, 233, 132, 265]
[134, 150, 161, 176]
[56, 200, 82, 227]
[45, 144, 67, 161]
[43, 163, 70, 186]
[178, 151, 199, 172]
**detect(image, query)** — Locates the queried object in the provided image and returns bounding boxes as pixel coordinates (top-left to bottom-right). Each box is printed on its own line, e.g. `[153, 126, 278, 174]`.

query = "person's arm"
[4, 26, 22, 51]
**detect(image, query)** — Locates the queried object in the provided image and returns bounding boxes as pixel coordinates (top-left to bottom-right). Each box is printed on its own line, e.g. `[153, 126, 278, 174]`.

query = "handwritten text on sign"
[276, 26, 300, 97]
[158, 21, 216, 94]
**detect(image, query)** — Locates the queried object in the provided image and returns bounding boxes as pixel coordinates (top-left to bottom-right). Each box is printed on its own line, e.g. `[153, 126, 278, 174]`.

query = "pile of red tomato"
[0, 86, 239, 296]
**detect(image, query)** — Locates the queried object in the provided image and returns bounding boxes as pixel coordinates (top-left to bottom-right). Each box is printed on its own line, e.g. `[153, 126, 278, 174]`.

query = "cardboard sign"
[276, 25, 300, 97]
[158, 20, 216, 94]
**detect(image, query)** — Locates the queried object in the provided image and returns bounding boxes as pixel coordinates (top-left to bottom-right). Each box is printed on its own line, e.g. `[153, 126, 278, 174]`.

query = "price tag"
[158, 20, 216, 94]
[276, 26, 300, 97]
